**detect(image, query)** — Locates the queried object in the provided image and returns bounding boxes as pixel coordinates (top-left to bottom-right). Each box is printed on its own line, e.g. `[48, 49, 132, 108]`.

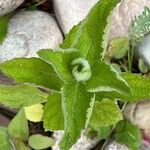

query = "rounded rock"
[0, 0, 24, 16]
[53, 0, 98, 34]
[110, 0, 150, 39]
[0, 10, 63, 63]
[105, 140, 129, 150]
[124, 100, 150, 134]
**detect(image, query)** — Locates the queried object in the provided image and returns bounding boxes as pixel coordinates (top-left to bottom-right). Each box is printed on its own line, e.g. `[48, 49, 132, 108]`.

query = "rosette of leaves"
[0, 0, 150, 150]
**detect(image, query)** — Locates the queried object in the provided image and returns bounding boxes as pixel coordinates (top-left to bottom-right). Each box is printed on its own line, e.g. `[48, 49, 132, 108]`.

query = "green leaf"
[0, 127, 14, 150]
[138, 58, 149, 73]
[96, 126, 112, 139]
[38, 48, 79, 82]
[115, 121, 141, 150]
[96, 73, 150, 102]
[25, 104, 43, 122]
[0, 84, 48, 108]
[60, 82, 93, 150]
[90, 100, 123, 128]
[108, 37, 129, 59]
[0, 14, 12, 43]
[0, 58, 63, 91]
[86, 61, 131, 94]
[8, 109, 29, 141]
[28, 134, 55, 150]
[43, 92, 64, 131]
[14, 139, 29, 150]
[61, 0, 120, 64]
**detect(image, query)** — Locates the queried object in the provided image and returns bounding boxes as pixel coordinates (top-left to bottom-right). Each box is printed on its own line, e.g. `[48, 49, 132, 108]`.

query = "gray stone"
[124, 100, 150, 135]
[0, 0, 24, 16]
[53, 0, 98, 34]
[53, 0, 150, 38]
[105, 141, 129, 150]
[0, 10, 63, 63]
[105, 140, 150, 150]
[110, 0, 150, 39]
[52, 131, 98, 150]
[136, 34, 150, 67]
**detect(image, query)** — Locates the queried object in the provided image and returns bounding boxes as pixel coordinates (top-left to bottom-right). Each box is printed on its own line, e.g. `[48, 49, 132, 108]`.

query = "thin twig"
[35, 0, 47, 6]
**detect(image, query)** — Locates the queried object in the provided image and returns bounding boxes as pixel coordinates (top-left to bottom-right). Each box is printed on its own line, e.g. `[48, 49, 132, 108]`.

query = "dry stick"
[101, 102, 128, 150]
[35, 0, 47, 6]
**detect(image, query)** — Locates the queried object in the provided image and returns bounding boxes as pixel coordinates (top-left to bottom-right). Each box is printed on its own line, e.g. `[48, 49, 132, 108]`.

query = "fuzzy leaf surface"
[60, 82, 93, 150]
[61, 0, 120, 64]
[38, 48, 80, 82]
[8, 109, 29, 141]
[96, 73, 150, 102]
[43, 93, 64, 131]
[0, 84, 48, 108]
[86, 61, 131, 94]
[0, 58, 63, 91]
[90, 100, 122, 128]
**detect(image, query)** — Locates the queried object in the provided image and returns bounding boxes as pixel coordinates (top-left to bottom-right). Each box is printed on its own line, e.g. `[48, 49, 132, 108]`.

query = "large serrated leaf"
[43, 93, 64, 131]
[90, 99, 123, 128]
[0, 84, 48, 108]
[60, 82, 93, 150]
[38, 48, 80, 82]
[0, 127, 14, 150]
[8, 109, 29, 141]
[86, 61, 131, 94]
[0, 58, 63, 91]
[96, 73, 150, 102]
[61, 0, 120, 65]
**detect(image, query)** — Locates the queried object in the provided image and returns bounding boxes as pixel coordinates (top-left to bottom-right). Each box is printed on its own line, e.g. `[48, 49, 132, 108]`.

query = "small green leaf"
[108, 37, 129, 59]
[71, 58, 92, 82]
[60, 82, 93, 150]
[38, 48, 79, 82]
[43, 93, 64, 131]
[28, 134, 55, 150]
[0, 14, 12, 43]
[0, 84, 48, 108]
[61, 0, 120, 65]
[14, 139, 29, 150]
[90, 100, 123, 128]
[8, 109, 29, 141]
[86, 61, 131, 94]
[0, 58, 63, 91]
[115, 121, 141, 150]
[0, 127, 14, 150]
[96, 73, 150, 102]
[138, 58, 149, 73]
[96, 126, 112, 139]
[25, 104, 43, 122]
